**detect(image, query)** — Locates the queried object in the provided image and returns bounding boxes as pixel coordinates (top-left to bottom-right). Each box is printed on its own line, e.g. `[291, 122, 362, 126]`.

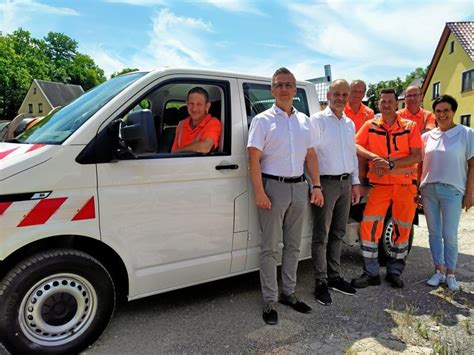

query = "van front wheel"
[0, 250, 115, 354]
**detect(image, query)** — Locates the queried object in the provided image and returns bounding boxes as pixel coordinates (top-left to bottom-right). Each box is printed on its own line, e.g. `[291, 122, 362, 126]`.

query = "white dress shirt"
[247, 105, 314, 177]
[420, 125, 474, 194]
[309, 106, 360, 185]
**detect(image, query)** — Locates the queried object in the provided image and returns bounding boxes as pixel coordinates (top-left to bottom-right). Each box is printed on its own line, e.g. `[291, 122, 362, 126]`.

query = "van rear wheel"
[378, 215, 414, 266]
[0, 250, 115, 354]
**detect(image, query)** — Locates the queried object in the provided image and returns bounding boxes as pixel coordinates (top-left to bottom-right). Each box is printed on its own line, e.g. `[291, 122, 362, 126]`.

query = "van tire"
[378, 214, 414, 266]
[0, 249, 115, 354]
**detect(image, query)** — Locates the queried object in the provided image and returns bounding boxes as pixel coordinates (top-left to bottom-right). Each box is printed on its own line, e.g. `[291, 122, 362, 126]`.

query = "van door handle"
[215, 164, 239, 170]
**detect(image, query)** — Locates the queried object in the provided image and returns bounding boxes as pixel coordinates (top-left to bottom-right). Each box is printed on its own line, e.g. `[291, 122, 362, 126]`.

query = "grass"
[463, 319, 472, 336]
[430, 309, 445, 325]
[415, 321, 429, 340]
[431, 338, 449, 355]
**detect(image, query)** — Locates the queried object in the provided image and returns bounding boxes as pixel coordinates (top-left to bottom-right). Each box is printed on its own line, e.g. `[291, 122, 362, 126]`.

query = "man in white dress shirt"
[247, 67, 324, 325]
[309, 79, 361, 306]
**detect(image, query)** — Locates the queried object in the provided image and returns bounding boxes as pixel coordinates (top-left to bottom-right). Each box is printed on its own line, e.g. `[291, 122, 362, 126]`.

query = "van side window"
[243, 83, 310, 126]
[117, 80, 231, 157]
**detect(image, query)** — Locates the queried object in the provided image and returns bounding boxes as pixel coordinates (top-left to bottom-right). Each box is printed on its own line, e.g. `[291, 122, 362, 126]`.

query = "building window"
[38, 103, 43, 113]
[460, 114, 471, 127]
[432, 82, 440, 99]
[28, 104, 33, 114]
[449, 40, 454, 54]
[461, 69, 474, 92]
[33, 87, 37, 94]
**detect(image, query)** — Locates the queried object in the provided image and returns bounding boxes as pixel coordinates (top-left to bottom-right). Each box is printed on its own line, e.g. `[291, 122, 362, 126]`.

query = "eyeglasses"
[272, 82, 295, 90]
[405, 94, 420, 99]
[434, 108, 452, 114]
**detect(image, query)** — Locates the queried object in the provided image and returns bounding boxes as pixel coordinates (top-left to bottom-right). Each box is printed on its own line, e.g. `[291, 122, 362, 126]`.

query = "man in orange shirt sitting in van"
[172, 87, 222, 153]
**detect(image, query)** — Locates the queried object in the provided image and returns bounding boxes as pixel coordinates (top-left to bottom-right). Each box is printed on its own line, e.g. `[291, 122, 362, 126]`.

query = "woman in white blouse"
[419, 95, 474, 291]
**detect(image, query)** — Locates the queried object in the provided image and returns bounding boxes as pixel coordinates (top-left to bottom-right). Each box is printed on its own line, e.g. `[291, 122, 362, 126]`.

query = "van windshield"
[16, 72, 147, 144]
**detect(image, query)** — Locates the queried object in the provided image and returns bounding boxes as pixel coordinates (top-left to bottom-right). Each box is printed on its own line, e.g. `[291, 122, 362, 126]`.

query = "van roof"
[137, 68, 313, 86]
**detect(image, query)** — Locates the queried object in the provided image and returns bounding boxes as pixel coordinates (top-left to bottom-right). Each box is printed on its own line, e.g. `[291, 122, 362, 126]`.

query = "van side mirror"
[118, 110, 158, 157]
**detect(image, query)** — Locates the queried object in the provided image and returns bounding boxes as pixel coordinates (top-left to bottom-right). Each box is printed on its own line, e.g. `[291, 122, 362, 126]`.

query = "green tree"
[366, 77, 404, 113]
[44, 32, 77, 62]
[69, 53, 106, 91]
[111, 68, 139, 78]
[403, 66, 429, 88]
[0, 33, 33, 120]
[366, 67, 429, 113]
[8, 29, 50, 80]
[0, 29, 106, 120]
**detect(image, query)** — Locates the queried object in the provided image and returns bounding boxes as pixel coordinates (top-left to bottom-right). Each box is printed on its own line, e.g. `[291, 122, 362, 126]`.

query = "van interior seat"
[208, 101, 224, 152]
[158, 107, 180, 153]
[177, 106, 188, 121]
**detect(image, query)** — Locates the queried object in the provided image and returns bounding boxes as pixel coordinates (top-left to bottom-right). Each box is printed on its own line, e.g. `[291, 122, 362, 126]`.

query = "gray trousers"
[259, 178, 309, 303]
[311, 178, 352, 280]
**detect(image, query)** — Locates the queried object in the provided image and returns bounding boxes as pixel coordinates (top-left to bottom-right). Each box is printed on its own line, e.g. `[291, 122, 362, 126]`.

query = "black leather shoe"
[262, 302, 278, 325]
[386, 273, 404, 288]
[279, 293, 312, 313]
[351, 273, 381, 288]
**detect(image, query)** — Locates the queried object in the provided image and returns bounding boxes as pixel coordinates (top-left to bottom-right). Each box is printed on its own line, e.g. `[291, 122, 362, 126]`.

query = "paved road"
[83, 211, 474, 354]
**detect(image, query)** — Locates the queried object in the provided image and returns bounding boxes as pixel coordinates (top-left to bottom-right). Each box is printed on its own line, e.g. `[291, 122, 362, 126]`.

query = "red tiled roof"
[447, 21, 474, 61]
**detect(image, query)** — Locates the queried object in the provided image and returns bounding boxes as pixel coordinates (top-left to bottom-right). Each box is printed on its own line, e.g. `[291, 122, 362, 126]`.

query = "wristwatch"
[388, 160, 395, 170]
[312, 184, 322, 190]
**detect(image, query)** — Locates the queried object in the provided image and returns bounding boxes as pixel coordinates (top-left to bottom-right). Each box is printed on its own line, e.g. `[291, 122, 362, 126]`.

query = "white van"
[0, 69, 403, 354]
[0, 69, 320, 353]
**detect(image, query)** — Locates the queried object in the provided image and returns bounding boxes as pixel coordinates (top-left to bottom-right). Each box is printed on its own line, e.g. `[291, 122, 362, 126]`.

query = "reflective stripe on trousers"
[360, 184, 417, 261]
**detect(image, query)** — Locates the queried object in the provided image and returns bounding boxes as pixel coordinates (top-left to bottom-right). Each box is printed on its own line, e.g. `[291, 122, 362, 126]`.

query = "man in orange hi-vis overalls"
[351, 88, 422, 289]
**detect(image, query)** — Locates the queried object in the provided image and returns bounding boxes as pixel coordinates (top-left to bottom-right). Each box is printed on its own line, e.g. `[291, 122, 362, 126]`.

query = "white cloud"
[105, 0, 265, 15]
[131, 9, 215, 69]
[105, 0, 167, 5]
[84, 48, 128, 77]
[0, 0, 78, 34]
[287, 0, 474, 83]
[204, 0, 265, 16]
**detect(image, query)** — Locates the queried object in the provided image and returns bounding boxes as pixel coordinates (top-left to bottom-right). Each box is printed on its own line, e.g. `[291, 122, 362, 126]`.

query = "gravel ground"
[83, 210, 473, 354]
[1, 211, 473, 354]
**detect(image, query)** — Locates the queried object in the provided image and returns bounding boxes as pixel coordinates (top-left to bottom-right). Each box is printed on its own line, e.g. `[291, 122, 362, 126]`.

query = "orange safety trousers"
[360, 184, 417, 259]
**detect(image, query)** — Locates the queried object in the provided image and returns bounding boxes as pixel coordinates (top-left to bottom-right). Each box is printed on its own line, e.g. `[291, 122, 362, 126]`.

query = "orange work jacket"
[356, 114, 422, 185]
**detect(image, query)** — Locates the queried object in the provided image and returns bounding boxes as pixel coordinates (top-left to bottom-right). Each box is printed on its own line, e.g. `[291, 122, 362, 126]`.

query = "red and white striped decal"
[0, 202, 12, 215]
[0, 195, 96, 228]
[0, 144, 46, 160]
[71, 196, 96, 221]
[0, 147, 19, 160]
[17, 198, 67, 227]
[26, 144, 46, 153]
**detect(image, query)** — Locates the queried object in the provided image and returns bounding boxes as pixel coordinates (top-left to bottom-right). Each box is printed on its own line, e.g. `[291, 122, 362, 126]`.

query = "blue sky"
[1, 0, 473, 84]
